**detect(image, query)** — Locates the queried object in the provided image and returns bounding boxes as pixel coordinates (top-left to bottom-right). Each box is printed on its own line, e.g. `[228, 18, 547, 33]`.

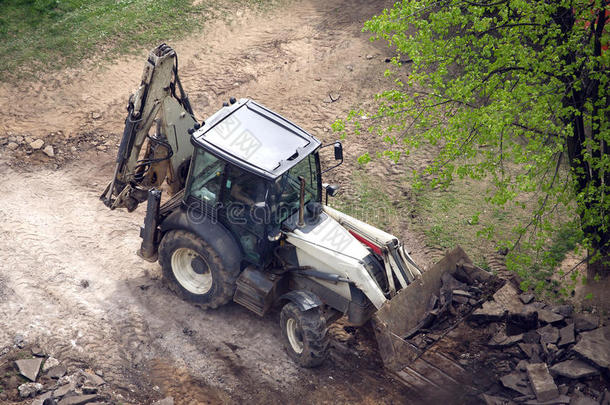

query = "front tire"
[159, 230, 239, 309]
[279, 302, 329, 368]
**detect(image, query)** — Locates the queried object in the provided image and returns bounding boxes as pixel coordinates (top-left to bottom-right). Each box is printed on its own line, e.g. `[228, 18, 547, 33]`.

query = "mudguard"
[278, 290, 323, 312]
[159, 206, 243, 273]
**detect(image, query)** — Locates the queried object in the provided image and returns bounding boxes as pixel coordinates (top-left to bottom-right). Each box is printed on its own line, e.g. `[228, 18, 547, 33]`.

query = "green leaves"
[350, 0, 610, 289]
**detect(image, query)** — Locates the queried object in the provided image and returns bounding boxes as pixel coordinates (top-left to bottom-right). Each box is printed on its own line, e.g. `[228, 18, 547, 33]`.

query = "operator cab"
[184, 99, 338, 265]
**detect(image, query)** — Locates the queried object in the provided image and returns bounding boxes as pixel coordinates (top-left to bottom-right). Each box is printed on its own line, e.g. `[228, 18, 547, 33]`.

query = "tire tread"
[280, 302, 329, 368]
[158, 230, 240, 309]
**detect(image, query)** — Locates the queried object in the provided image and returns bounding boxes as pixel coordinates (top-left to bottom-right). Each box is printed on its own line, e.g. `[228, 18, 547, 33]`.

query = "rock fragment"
[30, 139, 44, 150]
[551, 305, 573, 317]
[452, 289, 472, 298]
[30, 391, 53, 405]
[507, 309, 538, 333]
[18, 382, 43, 398]
[492, 283, 524, 312]
[519, 293, 535, 304]
[57, 394, 99, 405]
[43, 145, 54, 157]
[153, 397, 175, 405]
[523, 394, 570, 404]
[14, 333, 26, 347]
[558, 323, 575, 348]
[43, 357, 59, 372]
[537, 324, 559, 345]
[550, 359, 599, 379]
[513, 394, 535, 402]
[53, 382, 75, 398]
[15, 357, 43, 381]
[519, 343, 542, 362]
[573, 326, 610, 369]
[488, 330, 523, 348]
[537, 309, 564, 324]
[7, 142, 18, 150]
[460, 262, 493, 282]
[453, 294, 470, 304]
[574, 314, 599, 332]
[526, 363, 559, 402]
[31, 346, 45, 356]
[500, 371, 532, 396]
[472, 301, 506, 322]
[522, 330, 541, 344]
[47, 364, 67, 379]
[83, 371, 105, 386]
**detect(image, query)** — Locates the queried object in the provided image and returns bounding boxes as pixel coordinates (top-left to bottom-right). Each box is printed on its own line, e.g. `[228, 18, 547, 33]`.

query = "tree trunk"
[587, 253, 610, 280]
[558, 5, 609, 278]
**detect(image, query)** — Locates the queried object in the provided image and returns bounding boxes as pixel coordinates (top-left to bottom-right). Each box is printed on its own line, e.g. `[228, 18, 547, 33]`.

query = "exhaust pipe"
[297, 176, 305, 227]
[138, 188, 161, 262]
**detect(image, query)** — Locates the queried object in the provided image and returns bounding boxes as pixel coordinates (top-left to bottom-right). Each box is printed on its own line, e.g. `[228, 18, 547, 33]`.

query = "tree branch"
[482, 67, 527, 82]
[475, 23, 546, 37]
[459, 0, 508, 6]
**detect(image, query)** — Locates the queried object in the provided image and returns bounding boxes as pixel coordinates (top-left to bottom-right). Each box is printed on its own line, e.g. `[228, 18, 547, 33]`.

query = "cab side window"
[187, 149, 225, 204]
[222, 165, 269, 263]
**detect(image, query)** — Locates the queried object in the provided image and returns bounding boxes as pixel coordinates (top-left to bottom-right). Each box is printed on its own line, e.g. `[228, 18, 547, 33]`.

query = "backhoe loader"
[101, 44, 497, 397]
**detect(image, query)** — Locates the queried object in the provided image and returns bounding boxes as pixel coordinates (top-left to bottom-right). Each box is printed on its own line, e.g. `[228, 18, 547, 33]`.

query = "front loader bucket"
[372, 246, 499, 400]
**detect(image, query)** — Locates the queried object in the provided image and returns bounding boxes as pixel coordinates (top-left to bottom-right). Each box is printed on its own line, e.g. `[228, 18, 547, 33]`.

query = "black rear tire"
[159, 230, 240, 309]
[279, 302, 329, 368]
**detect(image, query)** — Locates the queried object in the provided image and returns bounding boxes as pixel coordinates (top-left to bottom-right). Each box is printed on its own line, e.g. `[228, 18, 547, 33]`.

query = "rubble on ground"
[395, 261, 609, 404]
[1, 129, 117, 169]
[405, 266, 609, 404]
[0, 344, 167, 405]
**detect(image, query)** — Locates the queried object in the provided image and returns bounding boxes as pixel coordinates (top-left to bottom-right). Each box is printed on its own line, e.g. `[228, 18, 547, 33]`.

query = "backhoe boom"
[101, 44, 197, 211]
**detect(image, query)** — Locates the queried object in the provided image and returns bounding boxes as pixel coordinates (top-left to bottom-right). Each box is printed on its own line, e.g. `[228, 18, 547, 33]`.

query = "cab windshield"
[270, 154, 320, 224]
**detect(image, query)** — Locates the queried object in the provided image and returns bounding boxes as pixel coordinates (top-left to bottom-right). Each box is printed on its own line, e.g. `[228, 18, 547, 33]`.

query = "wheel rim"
[171, 247, 212, 295]
[286, 318, 304, 354]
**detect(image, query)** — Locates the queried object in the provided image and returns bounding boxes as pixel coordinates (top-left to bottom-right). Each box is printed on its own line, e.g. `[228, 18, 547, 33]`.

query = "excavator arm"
[101, 44, 198, 211]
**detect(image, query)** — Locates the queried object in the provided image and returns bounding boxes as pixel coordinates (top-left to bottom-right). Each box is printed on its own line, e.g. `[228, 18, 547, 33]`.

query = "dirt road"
[0, 1, 435, 403]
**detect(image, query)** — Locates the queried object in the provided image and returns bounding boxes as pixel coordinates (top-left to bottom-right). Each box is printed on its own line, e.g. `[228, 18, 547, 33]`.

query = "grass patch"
[0, 0, 272, 80]
[408, 177, 528, 266]
[331, 170, 399, 231]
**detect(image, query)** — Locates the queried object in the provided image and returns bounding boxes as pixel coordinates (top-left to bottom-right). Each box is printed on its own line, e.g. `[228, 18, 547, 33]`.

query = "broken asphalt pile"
[406, 262, 610, 405]
[404, 261, 504, 350]
[0, 343, 173, 405]
[471, 282, 609, 405]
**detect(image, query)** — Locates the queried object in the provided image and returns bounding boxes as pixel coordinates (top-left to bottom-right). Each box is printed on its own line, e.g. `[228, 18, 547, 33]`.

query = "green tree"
[341, 0, 609, 281]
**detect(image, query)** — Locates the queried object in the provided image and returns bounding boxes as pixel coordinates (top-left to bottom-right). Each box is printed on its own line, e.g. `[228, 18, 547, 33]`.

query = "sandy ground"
[0, 1, 439, 403]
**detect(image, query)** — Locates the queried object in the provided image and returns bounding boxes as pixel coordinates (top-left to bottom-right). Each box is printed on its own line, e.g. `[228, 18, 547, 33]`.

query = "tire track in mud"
[129, 277, 304, 396]
[147, 359, 232, 405]
[484, 252, 510, 277]
[0, 163, 158, 385]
